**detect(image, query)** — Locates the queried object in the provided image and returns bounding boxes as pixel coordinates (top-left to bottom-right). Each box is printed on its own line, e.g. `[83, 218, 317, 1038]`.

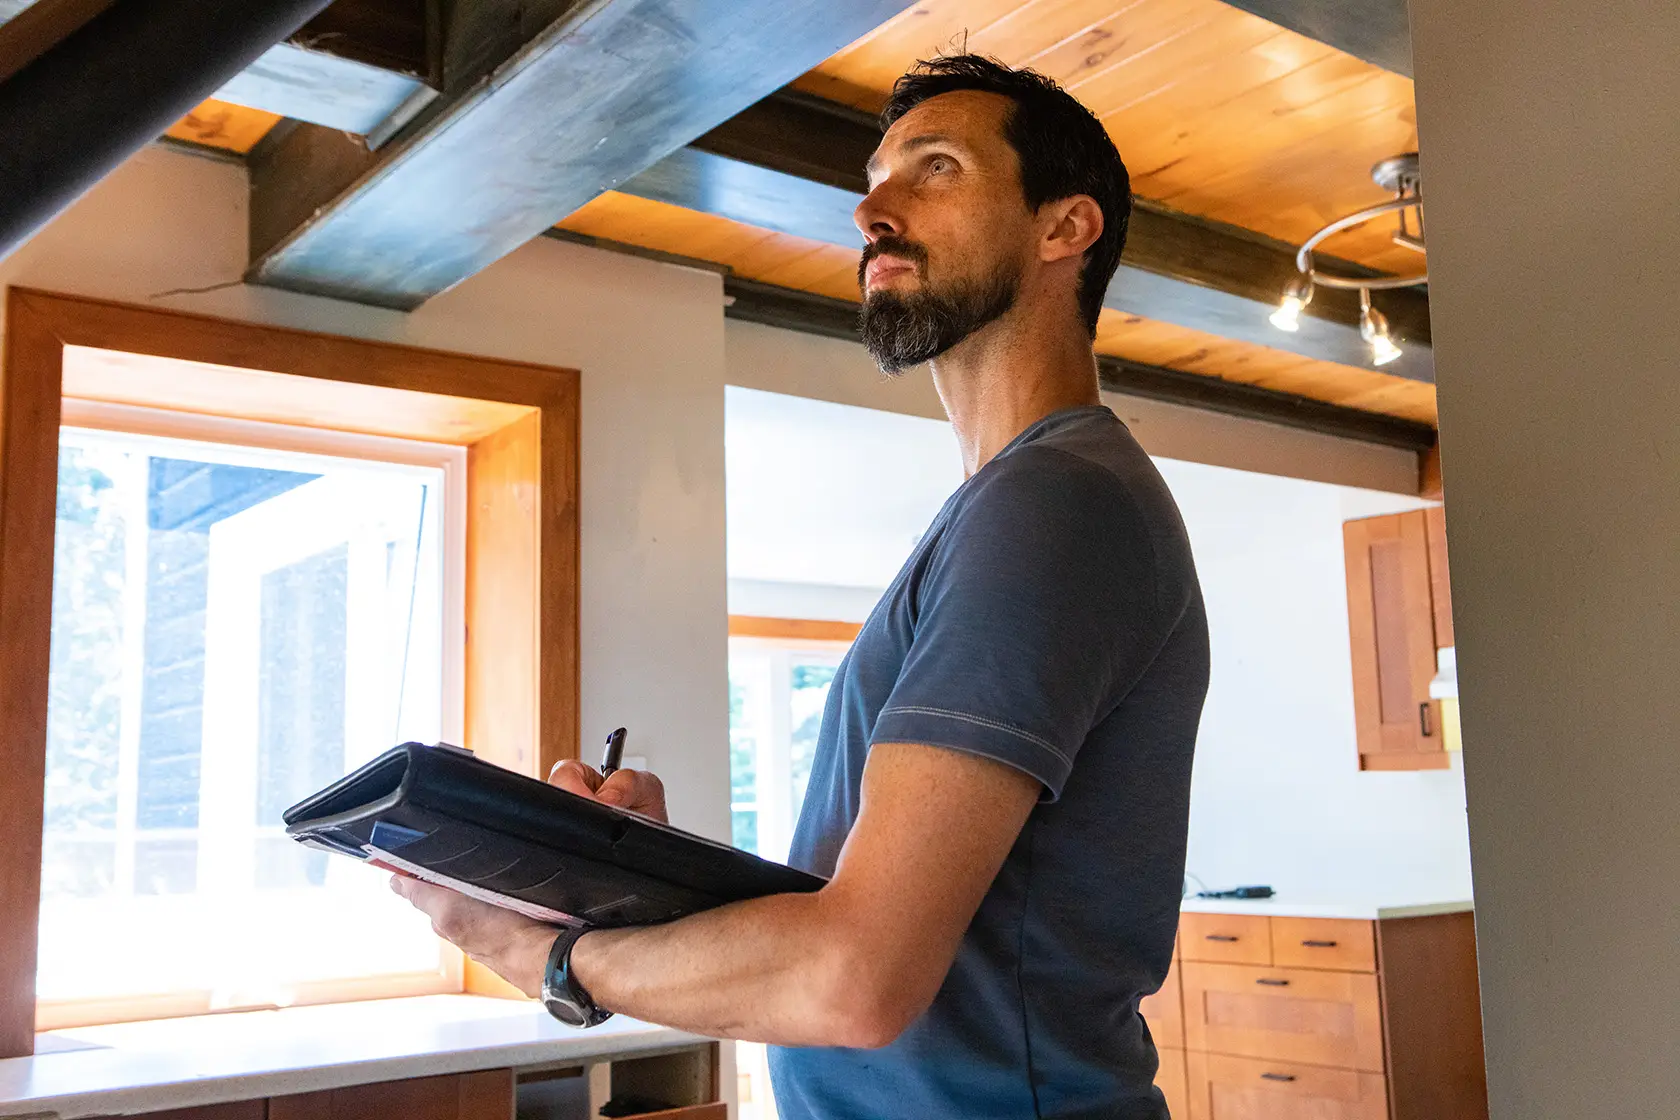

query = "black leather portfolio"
[284, 742, 825, 928]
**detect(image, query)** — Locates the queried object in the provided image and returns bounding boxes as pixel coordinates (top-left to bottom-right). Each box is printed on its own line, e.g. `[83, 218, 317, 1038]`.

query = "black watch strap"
[541, 925, 612, 1028]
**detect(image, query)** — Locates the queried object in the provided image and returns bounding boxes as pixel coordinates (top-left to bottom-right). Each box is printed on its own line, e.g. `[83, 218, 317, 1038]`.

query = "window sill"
[0, 995, 706, 1118]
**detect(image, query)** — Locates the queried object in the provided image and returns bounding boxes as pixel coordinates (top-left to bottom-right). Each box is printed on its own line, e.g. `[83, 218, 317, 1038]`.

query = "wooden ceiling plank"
[245, 0, 920, 310]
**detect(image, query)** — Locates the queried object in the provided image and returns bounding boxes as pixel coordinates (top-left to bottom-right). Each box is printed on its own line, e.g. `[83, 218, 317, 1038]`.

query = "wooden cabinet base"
[1187, 1051, 1387, 1120]
[271, 1069, 514, 1120]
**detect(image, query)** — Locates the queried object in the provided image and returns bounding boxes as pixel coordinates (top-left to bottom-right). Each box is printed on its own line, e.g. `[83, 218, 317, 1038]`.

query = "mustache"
[858, 236, 929, 288]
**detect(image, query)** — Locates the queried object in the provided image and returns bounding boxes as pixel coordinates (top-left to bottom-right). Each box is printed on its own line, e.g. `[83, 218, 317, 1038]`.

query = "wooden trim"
[1425, 505, 1455, 649]
[728, 615, 862, 643]
[0, 289, 68, 1060]
[0, 289, 580, 1053]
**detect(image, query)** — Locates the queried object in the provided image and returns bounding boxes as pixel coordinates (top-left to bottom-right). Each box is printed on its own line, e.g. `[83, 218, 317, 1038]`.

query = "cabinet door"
[1142, 954, 1185, 1049]
[1157, 1046, 1189, 1119]
[1182, 962, 1385, 1073]
[1186, 1051, 1388, 1120]
[270, 1069, 514, 1120]
[1344, 511, 1447, 770]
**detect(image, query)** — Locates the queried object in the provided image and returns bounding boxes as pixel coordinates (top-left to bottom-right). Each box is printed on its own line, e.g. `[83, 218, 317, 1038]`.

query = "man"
[396, 55, 1209, 1119]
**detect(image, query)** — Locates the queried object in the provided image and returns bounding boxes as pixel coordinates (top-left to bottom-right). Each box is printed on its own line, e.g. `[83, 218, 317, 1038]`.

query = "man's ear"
[1039, 195, 1104, 264]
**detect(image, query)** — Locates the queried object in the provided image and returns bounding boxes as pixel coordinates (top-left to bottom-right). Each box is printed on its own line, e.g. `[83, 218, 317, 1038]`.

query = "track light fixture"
[1268, 153, 1426, 369]
[1359, 289, 1403, 366]
[1269, 276, 1313, 332]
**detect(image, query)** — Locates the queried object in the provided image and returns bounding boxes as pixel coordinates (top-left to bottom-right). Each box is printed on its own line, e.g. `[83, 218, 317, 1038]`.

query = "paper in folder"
[284, 742, 825, 928]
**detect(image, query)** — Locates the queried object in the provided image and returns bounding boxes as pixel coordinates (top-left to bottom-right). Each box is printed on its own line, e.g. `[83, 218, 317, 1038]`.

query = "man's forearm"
[570, 887, 889, 1047]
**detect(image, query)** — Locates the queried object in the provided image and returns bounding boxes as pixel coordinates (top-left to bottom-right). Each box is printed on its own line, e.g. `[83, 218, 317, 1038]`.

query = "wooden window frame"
[0, 289, 580, 1057]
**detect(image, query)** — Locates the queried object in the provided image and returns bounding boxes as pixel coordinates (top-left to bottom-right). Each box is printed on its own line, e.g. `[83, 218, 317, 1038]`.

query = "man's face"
[855, 90, 1039, 373]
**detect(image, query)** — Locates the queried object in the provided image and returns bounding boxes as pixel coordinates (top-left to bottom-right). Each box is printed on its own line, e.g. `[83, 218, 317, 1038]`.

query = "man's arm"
[396, 740, 1039, 1048]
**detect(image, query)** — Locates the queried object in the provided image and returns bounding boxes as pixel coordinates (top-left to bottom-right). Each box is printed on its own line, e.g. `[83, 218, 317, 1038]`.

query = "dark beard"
[857, 239, 1021, 375]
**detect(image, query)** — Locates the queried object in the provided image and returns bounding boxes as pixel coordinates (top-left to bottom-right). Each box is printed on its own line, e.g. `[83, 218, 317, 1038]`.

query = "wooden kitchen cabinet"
[1177, 910, 1487, 1120]
[270, 1070, 515, 1120]
[90, 1105, 266, 1120]
[1343, 510, 1451, 771]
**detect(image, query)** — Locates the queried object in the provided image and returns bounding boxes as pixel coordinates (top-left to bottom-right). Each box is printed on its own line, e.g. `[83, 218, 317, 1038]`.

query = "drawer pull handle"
[1260, 1073, 1297, 1083]
[1256, 978, 1291, 987]
[1204, 934, 1240, 942]
[1301, 939, 1339, 948]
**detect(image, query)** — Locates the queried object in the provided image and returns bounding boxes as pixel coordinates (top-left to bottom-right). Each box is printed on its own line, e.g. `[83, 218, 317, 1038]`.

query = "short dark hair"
[881, 54, 1131, 337]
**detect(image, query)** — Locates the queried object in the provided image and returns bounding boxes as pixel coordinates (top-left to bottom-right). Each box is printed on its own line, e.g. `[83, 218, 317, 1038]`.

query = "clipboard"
[283, 741, 825, 928]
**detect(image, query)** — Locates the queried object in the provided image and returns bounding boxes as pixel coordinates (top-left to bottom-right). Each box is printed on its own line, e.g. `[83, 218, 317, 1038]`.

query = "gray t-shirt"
[768, 405, 1209, 1120]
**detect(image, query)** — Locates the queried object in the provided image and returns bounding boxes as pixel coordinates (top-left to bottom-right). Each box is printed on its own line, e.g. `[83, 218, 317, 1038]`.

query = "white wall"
[1408, 2, 1680, 1115]
[1162, 459, 1471, 901]
[0, 145, 733, 840]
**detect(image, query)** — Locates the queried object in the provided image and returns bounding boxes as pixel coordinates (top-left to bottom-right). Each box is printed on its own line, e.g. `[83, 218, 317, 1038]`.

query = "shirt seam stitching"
[876, 706, 1071, 765]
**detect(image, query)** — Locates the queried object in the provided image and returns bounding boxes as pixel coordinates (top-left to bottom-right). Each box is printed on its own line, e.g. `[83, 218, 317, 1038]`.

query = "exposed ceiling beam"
[0, 0, 335, 261]
[722, 276, 1436, 452]
[620, 91, 1435, 384]
[246, 0, 918, 309]
[1216, 0, 1411, 77]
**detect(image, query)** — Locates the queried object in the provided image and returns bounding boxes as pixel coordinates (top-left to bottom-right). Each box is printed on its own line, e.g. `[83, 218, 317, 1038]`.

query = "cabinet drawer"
[1180, 913, 1271, 965]
[1186, 1051, 1388, 1120]
[1142, 955, 1185, 1049]
[1182, 962, 1385, 1073]
[1270, 918, 1377, 972]
[1157, 1047, 1188, 1120]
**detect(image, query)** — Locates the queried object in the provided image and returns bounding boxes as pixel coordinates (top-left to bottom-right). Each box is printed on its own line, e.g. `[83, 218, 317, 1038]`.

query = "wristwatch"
[541, 924, 612, 1028]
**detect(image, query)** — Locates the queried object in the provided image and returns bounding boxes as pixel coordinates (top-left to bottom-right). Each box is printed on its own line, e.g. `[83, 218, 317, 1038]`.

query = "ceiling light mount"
[1269, 151, 1427, 367]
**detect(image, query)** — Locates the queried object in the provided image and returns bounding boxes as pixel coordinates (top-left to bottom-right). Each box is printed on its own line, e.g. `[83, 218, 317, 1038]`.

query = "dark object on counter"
[1196, 885, 1276, 899]
[600, 1095, 678, 1117]
[284, 741, 826, 928]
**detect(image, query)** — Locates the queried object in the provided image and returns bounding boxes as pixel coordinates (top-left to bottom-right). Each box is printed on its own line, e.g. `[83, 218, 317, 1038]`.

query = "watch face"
[544, 993, 588, 1028]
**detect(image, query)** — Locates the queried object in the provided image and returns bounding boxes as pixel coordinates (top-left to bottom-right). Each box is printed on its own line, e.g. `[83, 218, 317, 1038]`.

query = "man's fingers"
[549, 758, 604, 798]
[596, 770, 668, 821]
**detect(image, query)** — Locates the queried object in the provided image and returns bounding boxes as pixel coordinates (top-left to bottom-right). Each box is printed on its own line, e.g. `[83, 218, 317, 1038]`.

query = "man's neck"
[930, 305, 1103, 477]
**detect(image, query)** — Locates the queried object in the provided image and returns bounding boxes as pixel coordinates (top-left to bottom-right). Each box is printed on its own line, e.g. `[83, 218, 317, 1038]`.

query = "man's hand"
[549, 759, 668, 823]
[390, 757, 668, 997]
[389, 875, 557, 998]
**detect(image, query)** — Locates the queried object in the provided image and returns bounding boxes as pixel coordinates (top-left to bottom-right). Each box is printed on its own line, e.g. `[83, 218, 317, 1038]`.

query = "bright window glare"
[39, 427, 451, 1006]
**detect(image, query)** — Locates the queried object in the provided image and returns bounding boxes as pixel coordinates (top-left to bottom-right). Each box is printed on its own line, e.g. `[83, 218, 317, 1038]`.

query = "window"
[728, 641, 846, 863]
[0, 291, 578, 1052]
[38, 411, 462, 1013]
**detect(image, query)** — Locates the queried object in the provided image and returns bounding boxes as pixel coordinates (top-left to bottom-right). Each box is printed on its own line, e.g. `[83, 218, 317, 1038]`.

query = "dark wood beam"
[722, 275, 1437, 452]
[0, 0, 113, 82]
[0, 0, 336, 261]
[246, 1, 917, 309]
[621, 91, 1435, 384]
[1216, 0, 1411, 77]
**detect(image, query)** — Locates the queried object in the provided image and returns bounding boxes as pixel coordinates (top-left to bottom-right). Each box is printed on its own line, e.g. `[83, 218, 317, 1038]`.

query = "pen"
[601, 727, 627, 776]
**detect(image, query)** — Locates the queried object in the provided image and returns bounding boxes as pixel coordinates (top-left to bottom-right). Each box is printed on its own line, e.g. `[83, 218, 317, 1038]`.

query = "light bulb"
[1269, 276, 1313, 332]
[1358, 289, 1403, 367]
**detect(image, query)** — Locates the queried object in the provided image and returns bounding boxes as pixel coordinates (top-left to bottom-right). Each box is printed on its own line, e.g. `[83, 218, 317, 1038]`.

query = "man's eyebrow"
[866, 132, 965, 180]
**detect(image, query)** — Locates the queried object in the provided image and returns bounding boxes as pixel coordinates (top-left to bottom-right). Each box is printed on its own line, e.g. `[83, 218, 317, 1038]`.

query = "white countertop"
[0, 995, 709, 1119]
[1180, 896, 1474, 920]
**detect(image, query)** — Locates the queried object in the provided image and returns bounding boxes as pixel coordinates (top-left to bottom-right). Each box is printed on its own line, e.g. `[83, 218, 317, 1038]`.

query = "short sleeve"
[870, 448, 1167, 800]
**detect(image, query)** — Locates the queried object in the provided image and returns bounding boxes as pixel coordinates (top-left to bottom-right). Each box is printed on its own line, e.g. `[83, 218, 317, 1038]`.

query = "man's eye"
[928, 157, 951, 175]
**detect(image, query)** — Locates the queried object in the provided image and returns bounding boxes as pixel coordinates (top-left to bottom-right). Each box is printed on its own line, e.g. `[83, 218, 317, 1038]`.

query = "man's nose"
[854, 179, 905, 242]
